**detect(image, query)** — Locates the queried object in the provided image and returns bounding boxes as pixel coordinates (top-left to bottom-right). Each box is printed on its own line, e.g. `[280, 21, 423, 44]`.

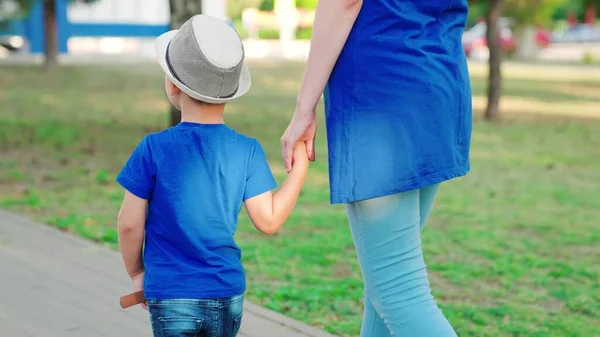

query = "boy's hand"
[292, 142, 309, 170]
[131, 271, 148, 310]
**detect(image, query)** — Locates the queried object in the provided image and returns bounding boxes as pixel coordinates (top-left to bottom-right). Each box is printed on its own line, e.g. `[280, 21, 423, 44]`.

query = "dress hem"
[329, 164, 470, 204]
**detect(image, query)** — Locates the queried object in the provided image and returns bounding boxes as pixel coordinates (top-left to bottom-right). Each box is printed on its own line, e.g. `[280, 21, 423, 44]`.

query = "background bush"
[259, 0, 274, 11]
[228, 0, 261, 19]
[258, 0, 318, 11]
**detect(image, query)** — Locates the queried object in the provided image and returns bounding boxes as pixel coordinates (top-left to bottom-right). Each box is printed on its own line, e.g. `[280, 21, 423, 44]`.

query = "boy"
[116, 14, 309, 337]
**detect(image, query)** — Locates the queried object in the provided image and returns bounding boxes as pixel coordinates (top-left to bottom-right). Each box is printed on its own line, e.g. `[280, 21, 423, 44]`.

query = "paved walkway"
[0, 210, 336, 337]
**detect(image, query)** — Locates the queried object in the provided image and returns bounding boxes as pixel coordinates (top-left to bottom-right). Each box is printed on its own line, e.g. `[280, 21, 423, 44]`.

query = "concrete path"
[0, 209, 336, 337]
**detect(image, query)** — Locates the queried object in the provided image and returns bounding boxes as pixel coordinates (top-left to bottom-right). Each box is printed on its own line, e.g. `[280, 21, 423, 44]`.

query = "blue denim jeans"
[345, 184, 457, 337]
[148, 294, 244, 337]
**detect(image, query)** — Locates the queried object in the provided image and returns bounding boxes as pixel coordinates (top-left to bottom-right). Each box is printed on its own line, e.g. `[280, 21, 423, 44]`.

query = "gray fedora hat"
[155, 14, 251, 104]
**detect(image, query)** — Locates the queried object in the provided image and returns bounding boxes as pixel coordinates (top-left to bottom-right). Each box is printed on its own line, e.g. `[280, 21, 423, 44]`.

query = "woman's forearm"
[296, 0, 362, 113]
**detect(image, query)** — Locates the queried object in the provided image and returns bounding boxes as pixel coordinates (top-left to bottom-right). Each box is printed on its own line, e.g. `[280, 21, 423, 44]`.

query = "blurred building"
[0, 0, 227, 57]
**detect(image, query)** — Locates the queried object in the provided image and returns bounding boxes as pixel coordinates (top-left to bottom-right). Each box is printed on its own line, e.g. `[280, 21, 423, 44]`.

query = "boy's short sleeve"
[116, 136, 156, 200]
[244, 140, 278, 201]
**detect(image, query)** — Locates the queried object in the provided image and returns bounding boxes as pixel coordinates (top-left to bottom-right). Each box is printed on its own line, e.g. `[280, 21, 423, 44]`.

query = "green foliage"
[259, 0, 274, 11]
[0, 0, 29, 24]
[296, 0, 317, 9]
[551, 1, 585, 21]
[468, 0, 598, 27]
[582, 51, 598, 64]
[227, 0, 262, 20]
[0, 0, 98, 15]
[1, 0, 35, 14]
[258, 27, 278, 39]
[296, 26, 312, 39]
[503, 0, 569, 27]
[583, 0, 600, 7]
[466, 2, 487, 26]
[258, 0, 316, 11]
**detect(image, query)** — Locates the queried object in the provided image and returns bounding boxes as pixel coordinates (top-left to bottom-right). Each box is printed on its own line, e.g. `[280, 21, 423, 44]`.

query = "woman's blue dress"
[324, 0, 472, 204]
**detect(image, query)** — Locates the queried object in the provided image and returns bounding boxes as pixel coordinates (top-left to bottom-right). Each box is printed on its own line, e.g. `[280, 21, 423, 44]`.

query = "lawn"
[0, 60, 599, 337]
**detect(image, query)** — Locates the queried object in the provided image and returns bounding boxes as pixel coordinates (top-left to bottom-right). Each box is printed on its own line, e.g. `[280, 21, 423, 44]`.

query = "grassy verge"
[0, 61, 599, 336]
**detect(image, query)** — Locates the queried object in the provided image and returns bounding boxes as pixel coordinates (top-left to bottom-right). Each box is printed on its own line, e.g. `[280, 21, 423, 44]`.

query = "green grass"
[1, 61, 599, 337]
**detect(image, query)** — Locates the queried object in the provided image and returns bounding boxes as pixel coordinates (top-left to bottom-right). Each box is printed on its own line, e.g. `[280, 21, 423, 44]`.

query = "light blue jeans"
[148, 294, 244, 337]
[345, 184, 457, 337]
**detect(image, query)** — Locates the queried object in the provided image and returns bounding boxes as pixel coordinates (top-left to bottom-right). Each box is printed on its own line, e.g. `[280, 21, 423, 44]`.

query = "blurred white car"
[552, 24, 600, 43]
[0, 34, 25, 51]
[0, 0, 24, 52]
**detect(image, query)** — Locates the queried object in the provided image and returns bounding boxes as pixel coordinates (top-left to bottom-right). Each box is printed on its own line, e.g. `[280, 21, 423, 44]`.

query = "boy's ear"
[168, 80, 181, 96]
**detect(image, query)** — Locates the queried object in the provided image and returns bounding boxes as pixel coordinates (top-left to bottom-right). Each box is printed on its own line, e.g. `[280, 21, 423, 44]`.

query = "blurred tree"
[2, 0, 98, 71]
[467, 0, 574, 120]
[259, 0, 274, 11]
[295, 0, 316, 9]
[503, 0, 566, 27]
[552, 0, 584, 22]
[227, 0, 261, 20]
[258, 0, 316, 11]
[552, 0, 600, 23]
[466, 0, 505, 121]
[168, 0, 202, 126]
[484, 0, 505, 121]
[169, 0, 202, 29]
[503, 0, 567, 60]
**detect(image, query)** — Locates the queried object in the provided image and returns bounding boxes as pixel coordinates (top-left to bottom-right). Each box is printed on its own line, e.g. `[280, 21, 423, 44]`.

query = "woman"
[281, 0, 472, 336]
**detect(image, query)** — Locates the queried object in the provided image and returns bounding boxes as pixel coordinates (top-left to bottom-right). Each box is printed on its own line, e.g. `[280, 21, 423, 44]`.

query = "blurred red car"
[462, 18, 552, 59]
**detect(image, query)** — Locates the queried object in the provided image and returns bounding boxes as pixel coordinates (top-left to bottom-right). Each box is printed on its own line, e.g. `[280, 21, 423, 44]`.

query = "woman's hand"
[280, 0, 362, 172]
[281, 108, 317, 172]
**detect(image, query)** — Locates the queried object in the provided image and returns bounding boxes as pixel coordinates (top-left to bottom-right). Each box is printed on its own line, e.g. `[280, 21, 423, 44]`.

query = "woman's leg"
[345, 188, 456, 337]
[359, 296, 393, 337]
[419, 183, 440, 231]
[358, 183, 442, 336]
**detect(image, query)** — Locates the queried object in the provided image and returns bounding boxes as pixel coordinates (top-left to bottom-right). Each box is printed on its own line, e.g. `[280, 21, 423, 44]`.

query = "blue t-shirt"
[116, 122, 277, 299]
[324, 0, 472, 204]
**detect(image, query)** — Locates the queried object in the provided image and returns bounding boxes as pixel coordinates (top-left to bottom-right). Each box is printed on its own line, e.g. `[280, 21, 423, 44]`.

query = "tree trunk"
[168, 0, 203, 126]
[169, 0, 203, 29]
[484, 0, 505, 121]
[43, 0, 58, 72]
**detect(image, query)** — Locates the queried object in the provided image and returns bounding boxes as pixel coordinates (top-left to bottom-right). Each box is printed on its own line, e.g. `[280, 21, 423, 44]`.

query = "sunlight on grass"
[468, 61, 600, 82]
[0, 61, 599, 337]
[471, 96, 600, 119]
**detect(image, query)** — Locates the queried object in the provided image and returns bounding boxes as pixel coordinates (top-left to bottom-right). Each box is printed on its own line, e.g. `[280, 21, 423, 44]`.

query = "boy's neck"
[180, 99, 226, 124]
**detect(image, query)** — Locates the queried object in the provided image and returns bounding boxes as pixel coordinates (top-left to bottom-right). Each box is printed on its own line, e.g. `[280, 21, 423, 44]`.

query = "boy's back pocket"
[157, 317, 204, 337]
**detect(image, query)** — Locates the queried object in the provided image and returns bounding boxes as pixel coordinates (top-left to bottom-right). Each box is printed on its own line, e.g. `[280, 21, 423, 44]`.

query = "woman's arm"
[281, 0, 362, 170]
[245, 142, 309, 234]
[296, 0, 363, 113]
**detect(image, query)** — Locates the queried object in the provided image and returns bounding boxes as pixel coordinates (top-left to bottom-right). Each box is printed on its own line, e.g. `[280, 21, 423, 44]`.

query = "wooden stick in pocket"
[120, 290, 147, 309]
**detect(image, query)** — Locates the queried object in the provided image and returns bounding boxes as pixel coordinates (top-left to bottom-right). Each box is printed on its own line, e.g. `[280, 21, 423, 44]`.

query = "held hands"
[281, 107, 317, 172]
[131, 271, 148, 310]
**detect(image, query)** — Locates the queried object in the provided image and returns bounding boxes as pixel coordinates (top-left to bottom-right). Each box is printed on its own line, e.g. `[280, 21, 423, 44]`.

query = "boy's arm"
[245, 142, 309, 235]
[117, 192, 147, 277]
